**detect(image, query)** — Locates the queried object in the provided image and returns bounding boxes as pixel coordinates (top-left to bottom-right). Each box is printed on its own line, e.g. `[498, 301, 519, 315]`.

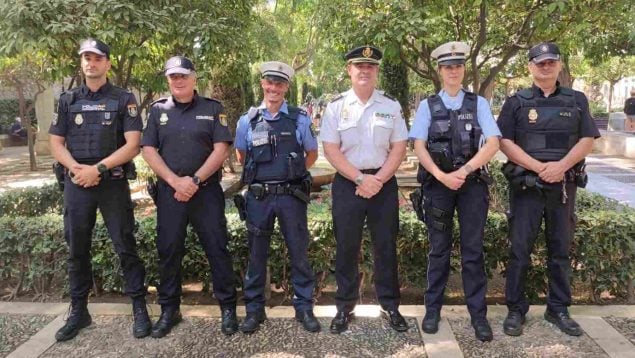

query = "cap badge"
[451, 44, 456, 50]
[175, 58, 181, 66]
[91, 41, 96, 46]
[362, 47, 373, 58]
[74, 113, 84, 125]
[160, 112, 169, 125]
[278, 65, 283, 71]
[541, 45, 548, 52]
[528, 108, 538, 123]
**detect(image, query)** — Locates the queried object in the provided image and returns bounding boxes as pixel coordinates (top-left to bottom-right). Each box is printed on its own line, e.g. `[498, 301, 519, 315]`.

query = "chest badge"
[104, 112, 111, 120]
[160, 112, 169, 125]
[74, 113, 84, 125]
[528, 108, 538, 124]
[465, 123, 472, 131]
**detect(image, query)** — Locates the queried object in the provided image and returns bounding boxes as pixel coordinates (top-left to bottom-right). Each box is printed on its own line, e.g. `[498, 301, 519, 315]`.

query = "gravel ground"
[42, 316, 426, 358]
[0, 313, 55, 357]
[448, 316, 608, 358]
[603, 316, 635, 345]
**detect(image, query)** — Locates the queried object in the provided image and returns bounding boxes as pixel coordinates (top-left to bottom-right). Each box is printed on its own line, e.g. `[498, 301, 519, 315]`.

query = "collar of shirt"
[79, 80, 112, 96]
[344, 89, 384, 108]
[167, 90, 199, 111]
[438, 88, 466, 110]
[531, 81, 562, 98]
[256, 100, 289, 121]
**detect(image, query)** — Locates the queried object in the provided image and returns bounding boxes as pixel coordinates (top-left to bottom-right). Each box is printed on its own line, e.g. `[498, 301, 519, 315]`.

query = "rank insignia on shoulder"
[127, 104, 138, 117]
[219, 114, 228, 126]
[528, 108, 538, 124]
[160, 112, 169, 125]
[75, 113, 83, 125]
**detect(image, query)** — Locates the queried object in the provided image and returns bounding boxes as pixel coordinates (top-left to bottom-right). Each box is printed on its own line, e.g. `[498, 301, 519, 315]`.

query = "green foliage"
[0, 99, 35, 133]
[0, 183, 63, 217]
[380, 59, 411, 126]
[1, 186, 633, 303]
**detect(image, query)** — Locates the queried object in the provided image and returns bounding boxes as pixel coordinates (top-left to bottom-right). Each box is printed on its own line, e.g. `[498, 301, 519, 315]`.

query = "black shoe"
[472, 318, 493, 342]
[381, 309, 409, 332]
[221, 307, 238, 336]
[132, 298, 152, 338]
[151, 307, 182, 338]
[421, 309, 440, 334]
[55, 299, 92, 342]
[296, 310, 321, 332]
[503, 311, 526, 336]
[240, 311, 267, 334]
[329, 311, 353, 334]
[544, 310, 583, 336]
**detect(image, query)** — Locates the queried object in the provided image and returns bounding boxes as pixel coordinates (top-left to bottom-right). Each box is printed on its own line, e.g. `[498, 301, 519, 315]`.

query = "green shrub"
[0, 183, 63, 217]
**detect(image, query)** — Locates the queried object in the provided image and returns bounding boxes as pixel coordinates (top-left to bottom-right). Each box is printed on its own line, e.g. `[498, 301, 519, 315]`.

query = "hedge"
[1, 160, 633, 302]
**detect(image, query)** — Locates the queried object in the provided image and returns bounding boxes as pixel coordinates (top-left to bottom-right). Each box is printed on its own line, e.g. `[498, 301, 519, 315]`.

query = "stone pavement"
[0, 303, 634, 358]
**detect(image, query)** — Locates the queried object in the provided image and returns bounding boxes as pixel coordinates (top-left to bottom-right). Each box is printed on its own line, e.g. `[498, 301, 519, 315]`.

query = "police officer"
[141, 56, 238, 337]
[409, 41, 500, 342]
[498, 42, 600, 337]
[321, 46, 409, 334]
[49, 38, 151, 341]
[235, 61, 320, 334]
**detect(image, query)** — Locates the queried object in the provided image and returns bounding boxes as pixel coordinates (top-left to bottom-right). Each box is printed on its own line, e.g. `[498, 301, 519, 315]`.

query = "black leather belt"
[249, 182, 300, 195]
[360, 168, 380, 174]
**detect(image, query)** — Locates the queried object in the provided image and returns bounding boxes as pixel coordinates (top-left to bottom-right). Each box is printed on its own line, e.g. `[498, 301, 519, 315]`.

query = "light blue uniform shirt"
[408, 89, 501, 140]
[234, 101, 318, 152]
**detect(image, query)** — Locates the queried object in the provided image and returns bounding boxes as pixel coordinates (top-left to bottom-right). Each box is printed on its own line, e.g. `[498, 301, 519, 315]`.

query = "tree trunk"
[16, 83, 37, 170]
[608, 82, 615, 113]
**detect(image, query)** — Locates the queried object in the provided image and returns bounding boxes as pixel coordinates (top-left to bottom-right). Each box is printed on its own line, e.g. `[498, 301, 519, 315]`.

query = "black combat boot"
[151, 306, 182, 338]
[55, 299, 92, 342]
[132, 297, 152, 338]
[220, 307, 239, 335]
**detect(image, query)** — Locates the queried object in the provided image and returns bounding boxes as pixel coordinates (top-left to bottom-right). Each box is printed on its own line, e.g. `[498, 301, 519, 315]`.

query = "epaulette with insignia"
[329, 94, 344, 103]
[151, 97, 169, 106]
[298, 108, 308, 117]
[381, 92, 397, 101]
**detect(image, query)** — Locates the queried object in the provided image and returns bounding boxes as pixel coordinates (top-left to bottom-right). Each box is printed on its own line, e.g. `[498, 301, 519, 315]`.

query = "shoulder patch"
[329, 94, 344, 103]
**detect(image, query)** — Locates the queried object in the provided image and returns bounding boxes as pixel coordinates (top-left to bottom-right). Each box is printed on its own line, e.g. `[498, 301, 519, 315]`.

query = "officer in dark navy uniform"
[49, 38, 151, 341]
[234, 61, 320, 334]
[141, 56, 238, 337]
[498, 42, 600, 337]
[409, 41, 500, 342]
[321, 46, 410, 334]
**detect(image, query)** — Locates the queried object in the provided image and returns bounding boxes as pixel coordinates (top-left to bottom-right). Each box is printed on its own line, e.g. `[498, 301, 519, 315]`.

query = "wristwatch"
[191, 175, 201, 185]
[354, 173, 365, 185]
[96, 163, 108, 176]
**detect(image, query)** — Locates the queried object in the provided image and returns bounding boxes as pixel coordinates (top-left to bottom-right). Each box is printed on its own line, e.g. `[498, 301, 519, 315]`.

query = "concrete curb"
[6, 314, 65, 358]
[577, 316, 635, 358]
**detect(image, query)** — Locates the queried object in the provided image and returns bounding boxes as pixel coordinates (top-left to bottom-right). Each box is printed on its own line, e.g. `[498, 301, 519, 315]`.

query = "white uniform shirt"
[320, 89, 408, 170]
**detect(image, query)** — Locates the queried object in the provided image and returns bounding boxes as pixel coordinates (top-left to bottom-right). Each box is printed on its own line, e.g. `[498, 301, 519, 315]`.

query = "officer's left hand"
[173, 192, 192, 202]
[538, 161, 566, 183]
[71, 164, 101, 188]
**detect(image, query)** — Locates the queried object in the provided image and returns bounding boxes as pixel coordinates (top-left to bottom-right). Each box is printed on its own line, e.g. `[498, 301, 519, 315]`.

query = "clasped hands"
[354, 174, 383, 199]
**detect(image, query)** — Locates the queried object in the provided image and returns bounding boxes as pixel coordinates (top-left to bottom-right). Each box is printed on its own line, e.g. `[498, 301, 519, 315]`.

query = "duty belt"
[249, 182, 301, 195]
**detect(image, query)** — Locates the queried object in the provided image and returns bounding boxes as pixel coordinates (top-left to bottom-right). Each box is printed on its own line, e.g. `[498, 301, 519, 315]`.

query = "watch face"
[192, 176, 200, 185]
[97, 164, 108, 173]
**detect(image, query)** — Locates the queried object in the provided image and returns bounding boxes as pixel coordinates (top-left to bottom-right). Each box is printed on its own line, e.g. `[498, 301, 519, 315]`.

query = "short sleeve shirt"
[497, 83, 600, 141]
[49, 81, 141, 137]
[141, 93, 232, 176]
[409, 89, 501, 140]
[320, 89, 408, 170]
[234, 101, 317, 152]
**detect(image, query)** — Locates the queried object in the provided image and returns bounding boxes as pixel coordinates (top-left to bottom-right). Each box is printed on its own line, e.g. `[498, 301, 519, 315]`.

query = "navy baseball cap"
[528, 42, 561, 63]
[164, 56, 195, 76]
[78, 38, 110, 58]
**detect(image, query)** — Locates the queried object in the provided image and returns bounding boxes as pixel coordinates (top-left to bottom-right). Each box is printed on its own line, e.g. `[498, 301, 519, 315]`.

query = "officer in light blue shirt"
[409, 41, 501, 342]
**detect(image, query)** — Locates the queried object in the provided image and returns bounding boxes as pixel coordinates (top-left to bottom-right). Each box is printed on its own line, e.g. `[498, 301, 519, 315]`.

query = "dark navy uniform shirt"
[141, 93, 233, 176]
[49, 81, 141, 137]
[497, 83, 600, 141]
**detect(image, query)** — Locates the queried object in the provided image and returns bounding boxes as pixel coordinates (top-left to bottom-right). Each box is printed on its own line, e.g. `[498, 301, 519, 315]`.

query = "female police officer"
[409, 41, 500, 342]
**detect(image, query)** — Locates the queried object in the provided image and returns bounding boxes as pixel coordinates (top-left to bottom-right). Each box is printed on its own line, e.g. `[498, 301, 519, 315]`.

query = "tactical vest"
[418, 92, 482, 182]
[65, 87, 124, 163]
[247, 107, 307, 183]
[515, 87, 580, 161]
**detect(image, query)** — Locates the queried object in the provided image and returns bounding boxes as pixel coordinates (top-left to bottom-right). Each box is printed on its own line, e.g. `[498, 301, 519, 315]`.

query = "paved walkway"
[1, 302, 634, 357]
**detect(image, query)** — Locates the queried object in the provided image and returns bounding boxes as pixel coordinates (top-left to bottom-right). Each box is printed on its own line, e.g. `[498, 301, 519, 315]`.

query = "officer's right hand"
[174, 191, 192, 202]
[358, 174, 383, 197]
[170, 176, 199, 199]
[439, 171, 465, 191]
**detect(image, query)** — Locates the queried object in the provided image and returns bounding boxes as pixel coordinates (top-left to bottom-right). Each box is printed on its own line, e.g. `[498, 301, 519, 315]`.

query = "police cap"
[78, 38, 110, 58]
[431, 41, 469, 66]
[164, 56, 195, 76]
[260, 61, 294, 83]
[528, 42, 561, 63]
[344, 46, 382, 65]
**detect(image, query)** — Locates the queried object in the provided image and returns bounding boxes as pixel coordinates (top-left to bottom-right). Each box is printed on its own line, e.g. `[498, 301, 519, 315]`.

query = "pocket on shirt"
[372, 114, 394, 150]
[337, 120, 359, 148]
